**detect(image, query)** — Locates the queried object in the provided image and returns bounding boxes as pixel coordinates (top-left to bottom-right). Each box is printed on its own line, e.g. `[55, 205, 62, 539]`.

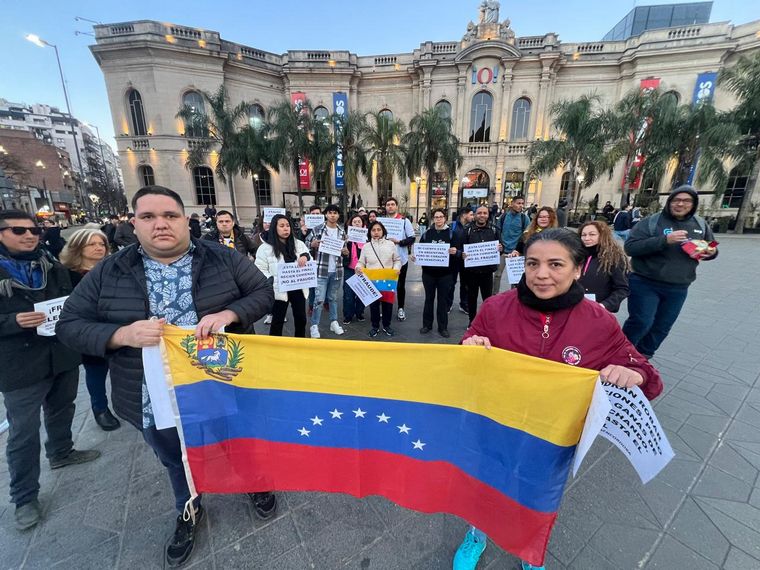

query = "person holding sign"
[413, 208, 460, 338]
[254, 215, 311, 337]
[454, 229, 663, 570]
[356, 221, 401, 338]
[384, 197, 416, 322]
[305, 204, 348, 338]
[0, 210, 100, 531]
[578, 221, 630, 312]
[459, 206, 503, 325]
[342, 214, 367, 324]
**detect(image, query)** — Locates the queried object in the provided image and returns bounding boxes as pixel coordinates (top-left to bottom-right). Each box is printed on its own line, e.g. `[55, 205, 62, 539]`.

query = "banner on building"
[620, 77, 661, 193]
[333, 92, 348, 190]
[687, 72, 718, 184]
[291, 92, 311, 190]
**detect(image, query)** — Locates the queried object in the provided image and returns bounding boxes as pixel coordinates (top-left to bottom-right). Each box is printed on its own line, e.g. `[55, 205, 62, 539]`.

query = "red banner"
[621, 78, 661, 192]
[291, 92, 311, 190]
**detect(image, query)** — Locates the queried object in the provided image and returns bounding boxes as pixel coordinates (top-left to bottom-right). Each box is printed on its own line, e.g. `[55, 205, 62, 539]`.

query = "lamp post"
[26, 33, 89, 217]
[34, 160, 54, 213]
[414, 176, 422, 222]
[253, 173, 260, 218]
[84, 122, 113, 214]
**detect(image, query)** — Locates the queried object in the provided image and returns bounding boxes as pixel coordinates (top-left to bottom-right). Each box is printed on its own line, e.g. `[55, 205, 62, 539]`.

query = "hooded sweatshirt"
[624, 185, 717, 286]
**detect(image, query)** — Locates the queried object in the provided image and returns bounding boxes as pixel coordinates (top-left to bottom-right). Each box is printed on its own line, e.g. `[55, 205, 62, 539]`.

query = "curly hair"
[524, 206, 559, 240]
[578, 221, 630, 275]
[59, 229, 109, 272]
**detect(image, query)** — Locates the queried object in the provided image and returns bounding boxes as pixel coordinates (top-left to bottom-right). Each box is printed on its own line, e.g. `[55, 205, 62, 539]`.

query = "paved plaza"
[1, 235, 759, 569]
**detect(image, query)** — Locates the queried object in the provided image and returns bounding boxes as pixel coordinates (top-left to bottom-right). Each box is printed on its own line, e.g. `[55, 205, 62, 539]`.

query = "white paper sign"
[346, 272, 382, 305]
[347, 226, 368, 244]
[143, 344, 177, 430]
[277, 261, 318, 292]
[378, 217, 405, 241]
[413, 243, 450, 267]
[263, 207, 286, 223]
[463, 241, 500, 268]
[600, 383, 675, 484]
[318, 235, 345, 257]
[573, 379, 611, 476]
[584, 293, 597, 302]
[304, 214, 325, 229]
[34, 295, 68, 336]
[506, 256, 525, 284]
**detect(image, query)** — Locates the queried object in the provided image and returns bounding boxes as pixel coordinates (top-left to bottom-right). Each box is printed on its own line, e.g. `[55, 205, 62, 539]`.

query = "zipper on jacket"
[539, 313, 551, 354]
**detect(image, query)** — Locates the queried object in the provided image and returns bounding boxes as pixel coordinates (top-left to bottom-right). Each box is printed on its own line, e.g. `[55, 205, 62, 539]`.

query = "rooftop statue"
[479, 0, 500, 24]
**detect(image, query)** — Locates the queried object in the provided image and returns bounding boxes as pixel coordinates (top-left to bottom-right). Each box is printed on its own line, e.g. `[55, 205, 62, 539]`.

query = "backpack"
[646, 212, 706, 235]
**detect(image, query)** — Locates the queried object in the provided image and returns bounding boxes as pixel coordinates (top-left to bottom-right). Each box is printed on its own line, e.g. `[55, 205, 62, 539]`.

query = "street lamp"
[26, 33, 89, 217]
[34, 160, 54, 213]
[253, 173, 260, 217]
[414, 176, 422, 221]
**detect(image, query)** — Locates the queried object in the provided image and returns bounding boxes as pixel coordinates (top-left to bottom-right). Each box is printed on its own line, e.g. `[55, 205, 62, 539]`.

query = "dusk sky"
[1, 0, 757, 150]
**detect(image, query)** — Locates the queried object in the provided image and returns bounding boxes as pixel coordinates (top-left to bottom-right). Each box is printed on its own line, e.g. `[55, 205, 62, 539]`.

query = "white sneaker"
[330, 321, 345, 335]
[397, 308, 406, 321]
[264, 314, 272, 325]
[310, 325, 320, 338]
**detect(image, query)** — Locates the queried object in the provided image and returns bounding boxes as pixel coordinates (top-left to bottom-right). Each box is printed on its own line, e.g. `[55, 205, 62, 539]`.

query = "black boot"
[94, 409, 121, 431]
[249, 492, 277, 520]
[166, 505, 204, 567]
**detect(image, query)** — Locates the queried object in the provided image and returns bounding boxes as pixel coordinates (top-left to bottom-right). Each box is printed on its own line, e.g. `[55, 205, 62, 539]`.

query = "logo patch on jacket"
[562, 346, 582, 366]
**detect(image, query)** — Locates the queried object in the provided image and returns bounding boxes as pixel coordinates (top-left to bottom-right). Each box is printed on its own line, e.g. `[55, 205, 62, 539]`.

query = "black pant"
[422, 272, 454, 331]
[464, 271, 494, 324]
[370, 300, 393, 329]
[397, 263, 409, 309]
[142, 426, 200, 513]
[447, 262, 468, 311]
[270, 290, 307, 337]
[4, 367, 79, 506]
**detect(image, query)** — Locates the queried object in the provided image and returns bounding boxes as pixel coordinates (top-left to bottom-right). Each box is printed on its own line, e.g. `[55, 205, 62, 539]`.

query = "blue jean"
[614, 229, 630, 242]
[311, 273, 340, 326]
[343, 271, 365, 321]
[142, 426, 200, 512]
[622, 274, 689, 358]
[84, 358, 109, 412]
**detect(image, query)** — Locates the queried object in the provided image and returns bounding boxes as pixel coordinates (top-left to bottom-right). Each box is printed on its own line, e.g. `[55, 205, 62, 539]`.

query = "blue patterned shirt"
[141, 244, 198, 428]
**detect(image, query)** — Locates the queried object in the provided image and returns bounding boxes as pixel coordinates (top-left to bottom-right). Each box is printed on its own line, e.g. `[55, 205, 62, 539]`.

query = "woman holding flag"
[454, 228, 662, 570]
[356, 221, 401, 338]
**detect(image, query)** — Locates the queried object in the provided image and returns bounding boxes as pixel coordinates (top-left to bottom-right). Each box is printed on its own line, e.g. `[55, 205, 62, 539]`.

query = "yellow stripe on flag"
[362, 268, 398, 281]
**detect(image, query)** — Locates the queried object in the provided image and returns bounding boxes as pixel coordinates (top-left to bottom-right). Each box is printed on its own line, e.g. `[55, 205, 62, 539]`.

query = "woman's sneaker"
[521, 562, 545, 570]
[264, 314, 272, 325]
[453, 527, 487, 570]
[368, 328, 379, 338]
[383, 327, 395, 337]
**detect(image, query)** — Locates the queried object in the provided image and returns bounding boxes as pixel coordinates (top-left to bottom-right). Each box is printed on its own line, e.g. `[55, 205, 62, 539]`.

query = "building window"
[255, 170, 272, 205]
[128, 89, 147, 136]
[193, 166, 216, 205]
[314, 106, 330, 126]
[722, 169, 747, 209]
[138, 165, 155, 187]
[435, 100, 452, 124]
[510, 98, 532, 141]
[248, 104, 265, 129]
[379, 109, 393, 122]
[183, 91, 207, 138]
[560, 172, 572, 202]
[469, 92, 492, 143]
[662, 90, 680, 106]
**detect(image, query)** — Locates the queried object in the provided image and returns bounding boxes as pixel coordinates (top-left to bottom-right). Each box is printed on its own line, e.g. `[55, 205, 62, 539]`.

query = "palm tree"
[362, 111, 407, 206]
[268, 99, 314, 214]
[230, 120, 279, 218]
[334, 110, 370, 213]
[176, 85, 248, 219]
[309, 117, 336, 205]
[403, 107, 462, 216]
[720, 52, 760, 233]
[528, 95, 611, 213]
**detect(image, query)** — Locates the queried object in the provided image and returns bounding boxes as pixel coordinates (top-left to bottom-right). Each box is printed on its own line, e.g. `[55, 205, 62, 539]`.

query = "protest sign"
[413, 243, 450, 267]
[318, 235, 345, 257]
[584, 294, 597, 302]
[304, 214, 325, 229]
[263, 207, 286, 223]
[34, 296, 68, 337]
[277, 261, 318, 292]
[346, 272, 382, 305]
[378, 217, 405, 241]
[463, 241, 499, 268]
[347, 226, 368, 244]
[506, 256, 525, 284]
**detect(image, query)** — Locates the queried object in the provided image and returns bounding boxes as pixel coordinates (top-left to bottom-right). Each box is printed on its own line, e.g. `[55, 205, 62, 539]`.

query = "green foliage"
[180, 335, 197, 357]
[362, 111, 407, 206]
[227, 337, 244, 368]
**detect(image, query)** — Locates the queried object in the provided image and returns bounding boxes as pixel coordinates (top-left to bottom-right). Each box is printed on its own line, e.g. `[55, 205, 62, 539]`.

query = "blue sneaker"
[521, 561, 546, 570]
[453, 527, 487, 570]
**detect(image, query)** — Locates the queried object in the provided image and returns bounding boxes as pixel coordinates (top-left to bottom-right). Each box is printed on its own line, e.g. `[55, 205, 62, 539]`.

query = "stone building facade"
[90, 5, 760, 223]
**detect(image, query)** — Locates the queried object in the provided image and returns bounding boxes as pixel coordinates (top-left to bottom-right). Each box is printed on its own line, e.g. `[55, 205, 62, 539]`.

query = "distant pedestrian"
[202, 210, 256, 258]
[41, 218, 66, 259]
[189, 213, 202, 238]
[578, 221, 630, 312]
[492, 195, 530, 293]
[512, 206, 558, 256]
[417, 212, 429, 235]
[556, 199, 569, 228]
[612, 204, 633, 241]
[113, 213, 138, 248]
[449, 207, 474, 314]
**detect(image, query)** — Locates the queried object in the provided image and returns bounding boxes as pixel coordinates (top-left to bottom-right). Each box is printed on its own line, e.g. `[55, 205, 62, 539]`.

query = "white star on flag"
[377, 413, 391, 423]
[310, 416, 324, 426]
[397, 424, 411, 434]
[298, 427, 310, 437]
[329, 409, 344, 419]
[412, 439, 426, 450]
[353, 408, 367, 418]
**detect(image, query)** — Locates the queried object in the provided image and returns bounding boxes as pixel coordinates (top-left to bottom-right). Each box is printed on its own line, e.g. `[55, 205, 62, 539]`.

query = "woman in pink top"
[342, 214, 367, 324]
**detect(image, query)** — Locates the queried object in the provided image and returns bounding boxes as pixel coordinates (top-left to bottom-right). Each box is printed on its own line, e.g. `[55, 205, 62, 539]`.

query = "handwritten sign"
[413, 243, 450, 267]
[263, 207, 286, 224]
[463, 240, 499, 268]
[318, 235, 345, 257]
[506, 256, 525, 284]
[347, 226, 368, 244]
[378, 217, 405, 241]
[277, 261, 318, 292]
[34, 295, 68, 336]
[304, 214, 325, 229]
[346, 272, 382, 306]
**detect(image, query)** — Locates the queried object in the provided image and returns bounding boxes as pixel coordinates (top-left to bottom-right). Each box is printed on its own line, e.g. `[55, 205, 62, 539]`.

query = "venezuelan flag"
[161, 326, 598, 567]
[362, 267, 398, 303]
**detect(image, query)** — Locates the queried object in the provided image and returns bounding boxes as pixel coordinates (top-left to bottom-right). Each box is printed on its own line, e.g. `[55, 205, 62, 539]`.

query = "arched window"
[510, 98, 532, 141]
[314, 106, 330, 125]
[722, 168, 748, 209]
[128, 89, 147, 136]
[379, 109, 393, 122]
[138, 165, 155, 187]
[469, 92, 492, 143]
[560, 172, 572, 202]
[183, 91, 206, 138]
[662, 90, 680, 106]
[193, 166, 216, 205]
[435, 100, 452, 124]
[248, 104, 265, 129]
[255, 170, 272, 205]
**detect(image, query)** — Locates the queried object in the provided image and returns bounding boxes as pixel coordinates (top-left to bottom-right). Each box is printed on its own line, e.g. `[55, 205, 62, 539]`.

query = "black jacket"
[459, 223, 500, 274]
[203, 226, 256, 258]
[42, 226, 66, 258]
[625, 185, 717, 286]
[114, 222, 138, 247]
[189, 218, 202, 239]
[56, 239, 274, 429]
[419, 225, 461, 277]
[0, 254, 81, 392]
[577, 247, 630, 313]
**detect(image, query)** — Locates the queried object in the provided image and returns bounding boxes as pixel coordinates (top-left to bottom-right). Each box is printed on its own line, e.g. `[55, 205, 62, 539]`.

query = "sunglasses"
[0, 226, 44, 236]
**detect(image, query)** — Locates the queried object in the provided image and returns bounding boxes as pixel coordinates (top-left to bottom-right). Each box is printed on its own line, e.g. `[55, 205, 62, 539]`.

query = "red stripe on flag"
[379, 291, 396, 303]
[187, 438, 555, 566]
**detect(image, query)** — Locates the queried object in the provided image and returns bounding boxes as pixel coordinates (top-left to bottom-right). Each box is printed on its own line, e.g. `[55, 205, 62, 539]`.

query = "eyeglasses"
[0, 226, 43, 236]
[671, 198, 694, 205]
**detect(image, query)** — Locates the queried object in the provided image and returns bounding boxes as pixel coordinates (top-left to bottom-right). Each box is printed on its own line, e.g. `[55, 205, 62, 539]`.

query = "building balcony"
[464, 143, 494, 156]
[130, 138, 150, 151]
[506, 143, 529, 155]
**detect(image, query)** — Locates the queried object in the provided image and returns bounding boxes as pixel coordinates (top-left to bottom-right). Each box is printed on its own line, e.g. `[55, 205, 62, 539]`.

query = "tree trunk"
[734, 153, 760, 235]
[227, 176, 238, 220]
[252, 176, 262, 221]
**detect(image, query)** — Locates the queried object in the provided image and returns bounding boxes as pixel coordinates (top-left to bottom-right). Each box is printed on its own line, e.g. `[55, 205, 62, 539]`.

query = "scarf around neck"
[516, 274, 585, 312]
